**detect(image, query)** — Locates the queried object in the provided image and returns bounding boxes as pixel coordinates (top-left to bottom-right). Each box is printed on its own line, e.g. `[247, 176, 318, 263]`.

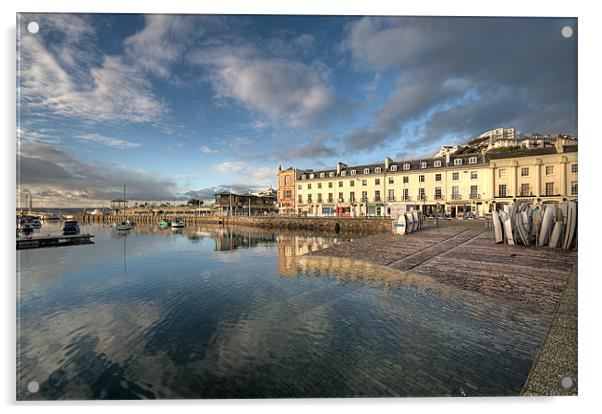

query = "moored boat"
[170, 219, 186, 228]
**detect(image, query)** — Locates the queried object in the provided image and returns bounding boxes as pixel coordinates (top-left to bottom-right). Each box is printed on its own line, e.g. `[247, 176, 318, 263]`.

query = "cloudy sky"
[17, 14, 577, 207]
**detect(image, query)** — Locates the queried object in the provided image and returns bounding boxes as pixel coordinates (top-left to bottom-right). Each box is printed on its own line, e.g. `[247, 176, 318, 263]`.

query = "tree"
[187, 198, 202, 207]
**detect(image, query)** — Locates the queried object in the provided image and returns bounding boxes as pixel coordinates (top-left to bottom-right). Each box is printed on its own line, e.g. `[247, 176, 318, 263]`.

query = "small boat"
[504, 218, 515, 245]
[394, 214, 407, 235]
[62, 220, 80, 235]
[29, 218, 42, 228]
[19, 224, 34, 237]
[170, 219, 186, 228]
[404, 212, 414, 234]
[492, 211, 503, 243]
[159, 219, 170, 228]
[562, 201, 577, 249]
[538, 206, 554, 247]
[114, 221, 133, 231]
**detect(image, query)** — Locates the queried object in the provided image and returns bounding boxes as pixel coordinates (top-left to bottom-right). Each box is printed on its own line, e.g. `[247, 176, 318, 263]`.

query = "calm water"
[17, 223, 547, 399]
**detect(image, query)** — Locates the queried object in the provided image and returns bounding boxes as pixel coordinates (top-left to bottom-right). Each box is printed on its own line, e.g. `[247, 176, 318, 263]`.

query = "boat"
[394, 214, 407, 235]
[549, 220, 564, 248]
[159, 219, 170, 228]
[62, 220, 80, 235]
[492, 211, 503, 243]
[114, 221, 133, 231]
[404, 212, 414, 234]
[562, 201, 577, 249]
[538, 206, 554, 247]
[411, 210, 419, 232]
[19, 224, 34, 237]
[504, 218, 515, 245]
[170, 219, 186, 228]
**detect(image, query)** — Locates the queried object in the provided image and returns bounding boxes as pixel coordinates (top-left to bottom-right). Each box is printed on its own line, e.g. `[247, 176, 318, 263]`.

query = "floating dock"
[17, 234, 95, 250]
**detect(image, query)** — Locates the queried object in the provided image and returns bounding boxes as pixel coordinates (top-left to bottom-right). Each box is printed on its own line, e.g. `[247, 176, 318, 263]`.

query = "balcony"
[374, 197, 382, 202]
[387, 197, 395, 201]
[402, 195, 412, 201]
[451, 194, 462, 200]
[434, 195, 443, 200]
[469, 193, 480, 199]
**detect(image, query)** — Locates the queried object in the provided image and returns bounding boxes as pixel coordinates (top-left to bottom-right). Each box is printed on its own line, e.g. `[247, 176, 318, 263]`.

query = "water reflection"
[17, 223, 548, 399]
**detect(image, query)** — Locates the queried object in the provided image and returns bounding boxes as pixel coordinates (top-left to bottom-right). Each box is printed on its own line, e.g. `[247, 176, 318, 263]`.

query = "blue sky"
[17, 14, 577, 206]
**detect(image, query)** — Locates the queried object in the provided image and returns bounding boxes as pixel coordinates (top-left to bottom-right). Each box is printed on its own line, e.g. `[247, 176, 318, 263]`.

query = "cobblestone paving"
[521, 266, 578, 396]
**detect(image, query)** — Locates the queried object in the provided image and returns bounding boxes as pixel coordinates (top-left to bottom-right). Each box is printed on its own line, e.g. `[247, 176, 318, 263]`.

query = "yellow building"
[291, 140, 577, 218]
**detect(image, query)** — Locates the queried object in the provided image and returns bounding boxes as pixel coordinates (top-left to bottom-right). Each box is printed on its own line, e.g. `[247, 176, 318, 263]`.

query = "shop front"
[366, 202, 386, 217]
[335, 202, 351, 218]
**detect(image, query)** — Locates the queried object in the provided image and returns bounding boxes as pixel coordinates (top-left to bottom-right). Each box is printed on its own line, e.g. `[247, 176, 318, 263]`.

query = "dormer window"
[341, 171, 347, 176]
[421, 162, 427, 169]
[454, 159, 462, 166]
[375, 167, 382, 173]
[390, 165, 398, 172]
[434, 160, 442, 167]
[350, 170, 356, 175]
[469, 157, 477, 164]
[364, 168, 370, 174]
[329, 172, 334, 178]
[403, 163, 410, 170]
[302, 174, 306, 180]
[309, 174, 314, 179]
[320, 172, 325, 178]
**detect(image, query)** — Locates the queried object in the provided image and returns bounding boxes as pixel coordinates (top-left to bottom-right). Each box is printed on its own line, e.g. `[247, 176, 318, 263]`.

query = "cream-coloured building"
[290, 140, 577, 218]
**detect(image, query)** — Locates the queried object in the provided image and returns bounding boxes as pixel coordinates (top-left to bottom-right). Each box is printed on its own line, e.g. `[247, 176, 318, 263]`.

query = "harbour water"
[17, 223, 549, 399]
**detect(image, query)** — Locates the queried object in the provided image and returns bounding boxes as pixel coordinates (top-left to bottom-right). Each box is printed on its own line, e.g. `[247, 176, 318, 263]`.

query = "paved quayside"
[309, 223, 578, 395]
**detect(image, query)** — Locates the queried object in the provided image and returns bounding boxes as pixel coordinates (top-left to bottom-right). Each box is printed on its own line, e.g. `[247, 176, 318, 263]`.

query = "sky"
[16, 14, 577, 207]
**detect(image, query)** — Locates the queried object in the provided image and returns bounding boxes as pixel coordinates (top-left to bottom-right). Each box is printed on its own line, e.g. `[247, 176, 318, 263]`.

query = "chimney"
[445, 150, 451, 166]
[336, 162, 347, 175]
[384, 157, 393, 170]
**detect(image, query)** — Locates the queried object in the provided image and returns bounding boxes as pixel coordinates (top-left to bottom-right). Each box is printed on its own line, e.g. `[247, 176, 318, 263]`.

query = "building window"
[341, 170, 347, 176]
[320, 173, 325, 178]
[350, 180, 355, 187]
[298, 184, 302, 190]
[419, 175, 425, 182]
[434, 160, 442, 167]
[388, 189, 394, 201]
[452, 186, 460, 199]
[435, 173, 442, 182]
[418, 188, 425, 200]
[421, 161, 427, 169]
[350, 170, 356, 175]
[435, 187, 442, 200]
[498, 184, 507, 197]
[545, 182, 554, 196]
[572, 164, 578, 174]
[307, 194, 312, 203]
[317, 193, 322, 203]
[284, 176, 290, 185]
[499, 169, 506, 178]
[452, 172, 459, 180]
[339, 181, 343, 187]
[307, 184, 312, 190]
[328, 193, 333, 203]
[571, 181, 578, 195]
[364, 168, 370, 174]
[469, 157, 477, 164]
[329, 172, 334, 178]
[471, 171, 478, 180]
[403, 176, 409, 184]
[470, 185, 478, 199]
[546, 165, 554, 175]
[284, 189, 292, 199]
[454, 159, 462, 166]
[520, 183, 530, 196]
[318, 183, 322, 189]
[390, 165, 398, 171]
[375, 167, 382, 173]
[403, 163, 410, 170]
[403, 188, 409, 201]
[388, 177, 394, 184]
[521, 167, 529, 177]
[362, 179, 367, 186]
[374, 190, 381, 201]
[309, 174, 314, 179]
[302, 174, 306, 180]
[375, 178, 381, 185]
[350, 192, 355, 202]
[298, 194, 303, 203]
[328, 182, 333, 188]
[361, 191, 368, 201]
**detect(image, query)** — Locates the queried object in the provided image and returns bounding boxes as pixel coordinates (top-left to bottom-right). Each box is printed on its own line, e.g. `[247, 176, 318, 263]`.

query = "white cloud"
[215, 161, 245, 173]
[214, 161, 275, 187]
[75, 133, 142, 149]
[197, 145, 216, 154]
[19, 16, 166, 124]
